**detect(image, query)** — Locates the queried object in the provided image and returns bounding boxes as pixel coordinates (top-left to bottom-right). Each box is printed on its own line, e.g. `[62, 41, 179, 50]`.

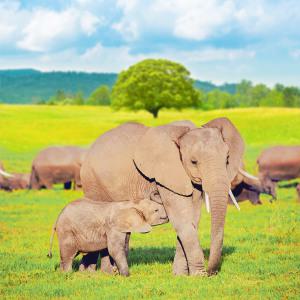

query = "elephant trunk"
[202, 165, 230, 275]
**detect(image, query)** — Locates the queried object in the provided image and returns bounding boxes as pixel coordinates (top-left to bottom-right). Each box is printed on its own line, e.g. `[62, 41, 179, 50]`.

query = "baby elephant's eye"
[155, 209, 159, 212]
[191, 159, 198, 165]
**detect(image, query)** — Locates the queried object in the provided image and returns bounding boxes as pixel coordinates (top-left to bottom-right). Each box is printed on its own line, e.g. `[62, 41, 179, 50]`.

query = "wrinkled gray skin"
[81, 117, 245, 276]
[30, 146, 87, 190]
[48, 197, 167, 276]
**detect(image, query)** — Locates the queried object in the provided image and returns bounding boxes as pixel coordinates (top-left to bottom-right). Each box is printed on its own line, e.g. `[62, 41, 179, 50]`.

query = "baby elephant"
[48, 196, 167, 276]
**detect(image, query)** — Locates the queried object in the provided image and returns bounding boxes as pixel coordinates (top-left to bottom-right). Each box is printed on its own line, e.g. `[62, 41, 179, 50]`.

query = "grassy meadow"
[0, 105, 299, 299]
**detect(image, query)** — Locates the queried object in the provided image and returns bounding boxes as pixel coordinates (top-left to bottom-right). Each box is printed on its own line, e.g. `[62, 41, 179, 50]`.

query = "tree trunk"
[150, 108, 159, 118]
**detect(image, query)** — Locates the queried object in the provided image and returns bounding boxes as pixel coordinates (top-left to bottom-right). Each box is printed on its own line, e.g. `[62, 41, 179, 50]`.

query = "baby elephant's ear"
[113, 208, 152, 233]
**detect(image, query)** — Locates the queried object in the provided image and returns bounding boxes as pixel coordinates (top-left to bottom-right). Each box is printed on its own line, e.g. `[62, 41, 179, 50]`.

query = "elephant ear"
[134, 125, 193, 196]
[112, 208, 152, 233]
[203, 117, 245, 181]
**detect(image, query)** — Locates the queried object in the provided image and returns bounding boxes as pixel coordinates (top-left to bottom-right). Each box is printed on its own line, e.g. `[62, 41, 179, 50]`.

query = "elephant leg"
[158, 185, 206, 276]
[172, 188, 203, 275]
[74, 173, 82, 190]
[100, 249, 116, 274]
[173, 238, 189, 275]
[59, 242, 77, 272]
[107, 230, 129, 276]
[41, 180, 52, 189]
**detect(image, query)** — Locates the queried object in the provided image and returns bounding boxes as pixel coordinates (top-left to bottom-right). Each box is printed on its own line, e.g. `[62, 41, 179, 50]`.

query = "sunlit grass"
[0, 105, 299, 299]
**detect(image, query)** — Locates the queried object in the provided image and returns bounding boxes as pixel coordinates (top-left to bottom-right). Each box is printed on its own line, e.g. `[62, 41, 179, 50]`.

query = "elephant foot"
[79, 263, 97, 272]
[100, 249, 116, 275]
[190, 269, 208, 277]
[172, 264, 189, 276]
[207, 269, 218, 276]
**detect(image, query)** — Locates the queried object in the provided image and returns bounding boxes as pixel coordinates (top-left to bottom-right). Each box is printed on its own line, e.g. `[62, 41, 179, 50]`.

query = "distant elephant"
[229, 164, 276, 206]
[297, 183, 300, 202]
[30, 146, 87, 190]
[0, 162, 29, 191]
[48, 196, 167, 275]
[80, 118, 251, 276]
[0, 173, 30, 191]
[257, 146, 300, 200]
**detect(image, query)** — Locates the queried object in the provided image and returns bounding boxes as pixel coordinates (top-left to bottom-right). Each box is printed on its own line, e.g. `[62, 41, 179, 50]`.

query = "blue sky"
[0, 0, 299, 86]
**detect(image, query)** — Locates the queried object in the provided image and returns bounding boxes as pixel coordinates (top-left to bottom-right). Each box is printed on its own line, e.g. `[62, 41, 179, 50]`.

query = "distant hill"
[0, 69, 237, 103]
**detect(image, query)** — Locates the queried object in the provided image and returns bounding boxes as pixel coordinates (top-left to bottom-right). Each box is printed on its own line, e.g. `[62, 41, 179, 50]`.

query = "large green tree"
[111, 59, 198, 117]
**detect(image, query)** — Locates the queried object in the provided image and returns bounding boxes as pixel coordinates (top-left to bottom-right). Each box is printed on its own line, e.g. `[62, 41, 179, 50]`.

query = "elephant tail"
[47, 224, 56, 259]
[47, 206, 66, 258]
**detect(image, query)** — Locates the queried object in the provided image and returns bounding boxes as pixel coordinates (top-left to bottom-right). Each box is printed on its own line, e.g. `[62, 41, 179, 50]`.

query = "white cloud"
[80, 43, 145, 71]
[0, 1, 102, 52]
[173, 0, 234, 40]
[173, 48, 256, 62]
[112, 0, 139, 40]
[17, 8, 101, 52]
[80, 11, 102, 35]
[0, 1, 28, 44]
[111, 0, 236, 41]
[112, 0, 300, 41]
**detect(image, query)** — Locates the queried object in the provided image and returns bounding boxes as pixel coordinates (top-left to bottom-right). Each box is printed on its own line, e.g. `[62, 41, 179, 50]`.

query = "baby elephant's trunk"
[47, 226, 56, 259]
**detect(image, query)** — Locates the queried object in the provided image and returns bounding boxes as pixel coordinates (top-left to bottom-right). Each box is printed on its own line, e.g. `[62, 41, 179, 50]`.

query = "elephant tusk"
[204, 192, 210, 213]
[0, 169, 14, 178]
[238, 168, 259, 181]
[229, 189, 240, 211]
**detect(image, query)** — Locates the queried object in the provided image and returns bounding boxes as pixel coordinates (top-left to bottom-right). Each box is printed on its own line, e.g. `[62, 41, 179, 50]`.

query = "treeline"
[0, 69, 117, 104]
[0, 69, 236, 104]
[40, 85, 111, 105]
[41, 80, 300, 109]
[198, 81, 300, 109]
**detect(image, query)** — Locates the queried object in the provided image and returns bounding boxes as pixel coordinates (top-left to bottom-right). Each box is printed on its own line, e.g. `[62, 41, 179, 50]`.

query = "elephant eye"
[191, 159, 198, 165]
[226, 155, 229, 165]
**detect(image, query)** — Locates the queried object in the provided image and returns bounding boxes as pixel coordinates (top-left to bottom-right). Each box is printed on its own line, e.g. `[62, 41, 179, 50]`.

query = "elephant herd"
[1, 118, 299, 276]
[0, 146, 87, 191]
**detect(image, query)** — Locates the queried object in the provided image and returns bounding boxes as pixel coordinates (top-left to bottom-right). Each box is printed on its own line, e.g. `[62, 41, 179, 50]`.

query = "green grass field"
[0, 105, 299, 299]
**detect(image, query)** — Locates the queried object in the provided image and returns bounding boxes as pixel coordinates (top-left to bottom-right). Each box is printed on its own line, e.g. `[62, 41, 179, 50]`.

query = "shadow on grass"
[278, 181, 299, 188]
[129, 245, 236, 266]
[128, 247, 174, 265]
[55, 245, 236, 271]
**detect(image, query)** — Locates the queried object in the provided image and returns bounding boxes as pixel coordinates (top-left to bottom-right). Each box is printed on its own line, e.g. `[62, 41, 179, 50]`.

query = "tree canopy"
[111, 59, 199, 117]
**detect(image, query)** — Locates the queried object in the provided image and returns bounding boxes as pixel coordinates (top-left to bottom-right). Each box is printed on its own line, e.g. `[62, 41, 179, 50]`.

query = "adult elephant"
[30, 146, 87, 190]
[81, 118, 245, 275]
